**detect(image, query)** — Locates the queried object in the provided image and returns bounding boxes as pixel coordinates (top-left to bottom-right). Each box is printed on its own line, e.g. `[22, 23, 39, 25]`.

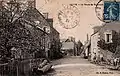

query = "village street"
[44, 56, 120, 76]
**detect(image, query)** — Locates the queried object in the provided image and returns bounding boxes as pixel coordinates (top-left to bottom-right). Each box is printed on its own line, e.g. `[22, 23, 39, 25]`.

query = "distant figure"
[93, 53, 97, 63]
[116, 58, 119, 66]
[113, 57, 117, 66]
[100, 53, 104, 63]
[88, 53, 91, 61]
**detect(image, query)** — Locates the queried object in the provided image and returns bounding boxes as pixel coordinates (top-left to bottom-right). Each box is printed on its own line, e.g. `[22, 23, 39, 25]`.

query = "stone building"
[0, 0, 60, 59]
[0, 0, 60, 75]
[22, 8, 61, 59]
[89, 22, 120, 61]
[46, 17, 61, 59]
[61, 37, 77, 56]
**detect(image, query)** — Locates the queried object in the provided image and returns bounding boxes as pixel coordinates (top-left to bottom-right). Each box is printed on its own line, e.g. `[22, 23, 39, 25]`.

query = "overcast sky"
[36, 0, 104, 43]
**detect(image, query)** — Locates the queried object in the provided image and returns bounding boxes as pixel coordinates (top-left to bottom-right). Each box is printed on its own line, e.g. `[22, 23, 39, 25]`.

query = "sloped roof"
[99, 22, 120, 34]
[60, 39, 67, 42]
[65, 39, 71, 42]
[91, 22, 120, 58]
[91, 22, 120, 37]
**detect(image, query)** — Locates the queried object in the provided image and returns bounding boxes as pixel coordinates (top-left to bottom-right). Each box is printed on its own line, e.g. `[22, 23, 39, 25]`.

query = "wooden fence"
[0, 58, 43, 76]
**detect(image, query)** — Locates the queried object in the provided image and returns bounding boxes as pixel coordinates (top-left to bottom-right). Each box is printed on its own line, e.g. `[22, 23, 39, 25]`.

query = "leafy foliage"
[97, 31, 120, 53]
[0, 1, 46, 60]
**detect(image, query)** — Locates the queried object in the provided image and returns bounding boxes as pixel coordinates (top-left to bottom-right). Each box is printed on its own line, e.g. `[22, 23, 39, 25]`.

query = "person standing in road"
[100, 53, 104, 64]
[113, 57, 117, 66]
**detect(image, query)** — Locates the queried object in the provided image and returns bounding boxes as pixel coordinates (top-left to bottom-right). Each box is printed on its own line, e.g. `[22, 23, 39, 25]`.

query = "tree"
[0, 0, 37, 59]
[0, 0, 28, 22]
[76, 40, 83, 55]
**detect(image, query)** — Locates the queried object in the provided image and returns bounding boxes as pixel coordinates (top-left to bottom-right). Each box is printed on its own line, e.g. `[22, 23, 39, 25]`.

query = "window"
[106, 34, 112, 43]
[106, 34, 110, 42]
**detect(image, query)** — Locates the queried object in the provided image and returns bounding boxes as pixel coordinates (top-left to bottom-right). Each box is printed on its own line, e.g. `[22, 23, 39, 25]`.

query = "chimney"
[46, 18, 53, 27]
[43, 13, 48, 19]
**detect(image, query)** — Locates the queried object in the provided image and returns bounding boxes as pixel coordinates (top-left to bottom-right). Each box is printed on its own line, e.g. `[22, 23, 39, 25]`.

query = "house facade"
[0, 0, 60, 59]
[90, 31, 100, 61]
[61, 37, 77, 56]
[90, 22, 120, 61]
[22, 7, 60, 59]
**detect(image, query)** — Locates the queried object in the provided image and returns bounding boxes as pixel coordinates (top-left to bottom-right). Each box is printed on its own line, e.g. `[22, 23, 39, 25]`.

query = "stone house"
[61, 37, 77, 56]
[22, 7, 60, 59]
[0, 0, 60, 59]
[90, 22, 120, 61]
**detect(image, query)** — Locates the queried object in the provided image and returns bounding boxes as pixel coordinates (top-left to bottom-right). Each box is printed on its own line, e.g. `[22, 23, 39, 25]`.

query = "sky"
[36, 0, 104, 43]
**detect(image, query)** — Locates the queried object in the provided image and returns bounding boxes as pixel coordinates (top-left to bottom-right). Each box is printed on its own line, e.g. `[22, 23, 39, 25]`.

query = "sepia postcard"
[0, 0, 120, 76]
